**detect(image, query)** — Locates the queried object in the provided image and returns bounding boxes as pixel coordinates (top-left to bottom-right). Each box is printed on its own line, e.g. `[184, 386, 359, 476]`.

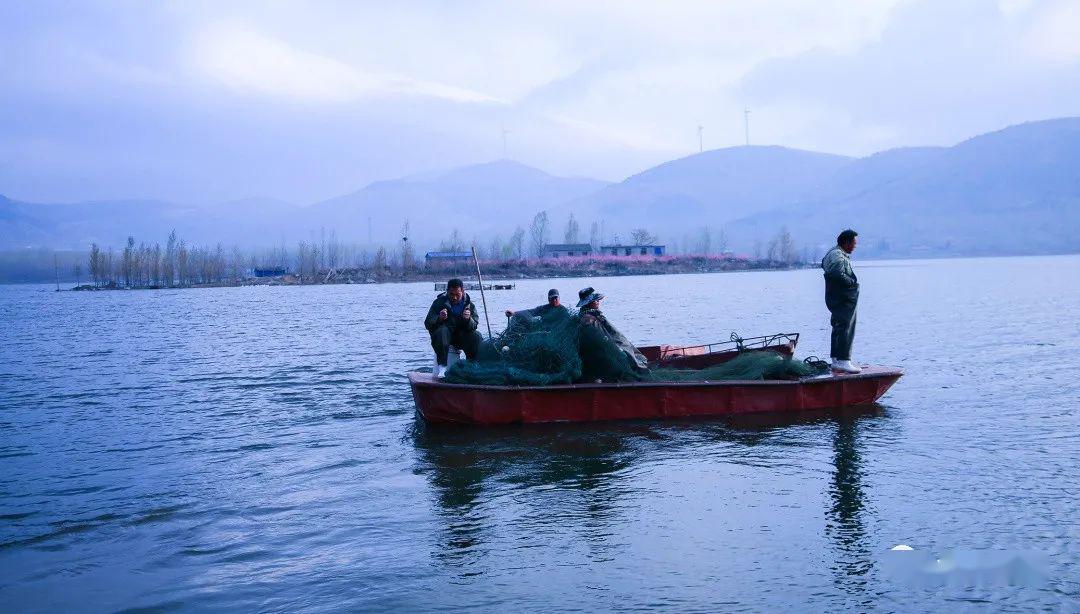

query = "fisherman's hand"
[438, 308, 448, 321]
[463, 308, 472, 320]
[504, 309, 514, 318]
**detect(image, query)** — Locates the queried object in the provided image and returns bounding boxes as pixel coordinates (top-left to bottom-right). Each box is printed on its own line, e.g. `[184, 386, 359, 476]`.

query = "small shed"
[253, 267, 287, 278]
[542, 243, 593, 258]
[601, 244, 666, 257]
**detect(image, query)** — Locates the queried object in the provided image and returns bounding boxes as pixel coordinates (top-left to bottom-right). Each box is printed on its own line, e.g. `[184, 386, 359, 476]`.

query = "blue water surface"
[1, 256, 1078, 612]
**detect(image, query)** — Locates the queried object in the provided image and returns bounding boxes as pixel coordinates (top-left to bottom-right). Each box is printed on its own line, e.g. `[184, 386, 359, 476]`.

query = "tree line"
[432, 209, 805, 264]
[87, 231, 244, 287]
[81, 214, 809, 288]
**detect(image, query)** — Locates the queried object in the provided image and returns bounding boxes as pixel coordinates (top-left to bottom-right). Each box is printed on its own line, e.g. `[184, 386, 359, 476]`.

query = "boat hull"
[409, 367, 902, 425]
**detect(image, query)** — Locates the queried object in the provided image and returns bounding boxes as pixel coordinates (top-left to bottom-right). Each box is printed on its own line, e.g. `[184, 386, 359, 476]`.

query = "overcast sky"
[2, 0, 1079, 205]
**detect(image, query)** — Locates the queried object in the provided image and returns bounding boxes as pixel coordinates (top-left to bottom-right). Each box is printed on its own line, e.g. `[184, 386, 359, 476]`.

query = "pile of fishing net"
[443, 308, 829, 386]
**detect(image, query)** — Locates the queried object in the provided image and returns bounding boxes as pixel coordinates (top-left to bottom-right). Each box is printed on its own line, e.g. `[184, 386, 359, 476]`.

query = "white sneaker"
[832, 359, 861, 374]
[435, 365, 447, 378]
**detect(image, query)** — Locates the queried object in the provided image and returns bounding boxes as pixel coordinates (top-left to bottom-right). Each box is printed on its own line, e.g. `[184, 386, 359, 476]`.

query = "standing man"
[822, 229, 861, 373]
[424, 278, 482, 377]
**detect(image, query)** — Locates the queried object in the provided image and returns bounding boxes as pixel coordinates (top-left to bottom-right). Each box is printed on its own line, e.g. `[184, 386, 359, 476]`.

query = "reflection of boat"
[409, 334, 902, 425]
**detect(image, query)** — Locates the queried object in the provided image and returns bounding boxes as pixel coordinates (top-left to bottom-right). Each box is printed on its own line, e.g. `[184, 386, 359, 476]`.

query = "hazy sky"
[2, 0, 1079, 205]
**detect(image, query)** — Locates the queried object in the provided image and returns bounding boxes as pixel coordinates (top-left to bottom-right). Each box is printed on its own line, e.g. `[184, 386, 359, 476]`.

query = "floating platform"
[434, 282, 516, 291]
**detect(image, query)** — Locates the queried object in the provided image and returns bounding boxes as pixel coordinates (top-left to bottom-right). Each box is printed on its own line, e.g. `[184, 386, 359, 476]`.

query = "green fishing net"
[443, 308, 829, 386]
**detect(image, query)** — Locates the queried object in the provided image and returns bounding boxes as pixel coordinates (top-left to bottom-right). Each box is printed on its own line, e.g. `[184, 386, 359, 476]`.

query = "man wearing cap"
[576, 286, 649, 380]
[424, 278, 482, 377]
[504, 289, 567, 322]
[821, 229, 861, 374]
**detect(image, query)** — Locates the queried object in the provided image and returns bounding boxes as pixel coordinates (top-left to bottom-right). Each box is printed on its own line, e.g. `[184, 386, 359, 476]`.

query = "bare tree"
[488, 235, 503, 262]
[440, 228, 465, 252]
[399, 220, 415, 270]
[529, 211, 549, 258]
[777, 226, 796, 265]
[297, 240, 315, 282]
[696, 226, 712, 255]
[152, 243, 162, 285]
[122, 236, 136, 287]
[138, 242, 151, 286]
[564, 213, 580, 243]
[318, 227, 327, 271]
[753, 239, 762, 261]
[766, 236, 779, 262]
[213, 243, 225, 283]
[164, 231, 177, 287]
[177, 239, 189, 286]
[509, 226, 526, 260]
[716, 227, 729, 254]
[630, 228, 657, 246]
[326, 229, 341, 270]
[589, 221, 600, 253]
[230, 245, 244, 281]
[89, 243, 102, 286]
[372, 246, 388, 280]
[105, 247, 115, 286]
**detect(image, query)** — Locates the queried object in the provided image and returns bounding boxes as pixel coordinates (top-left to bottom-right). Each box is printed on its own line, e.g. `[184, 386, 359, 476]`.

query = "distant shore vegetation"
[6, 214, 810, 289]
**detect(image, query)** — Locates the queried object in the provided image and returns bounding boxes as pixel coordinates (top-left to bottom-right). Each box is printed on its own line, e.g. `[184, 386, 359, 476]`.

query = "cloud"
[2, 0, 1080, 204]
[1023, 1, 1080, 64]
[188, 22, 500, 104]
[739, 0, 1080, 154]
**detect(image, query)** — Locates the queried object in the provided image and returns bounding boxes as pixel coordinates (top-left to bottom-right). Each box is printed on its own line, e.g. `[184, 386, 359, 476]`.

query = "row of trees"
[427, 216, 802, 265]
[428, 209, 735, 262]
[88, 232, 243, 287]
[84, 214, 808, 288]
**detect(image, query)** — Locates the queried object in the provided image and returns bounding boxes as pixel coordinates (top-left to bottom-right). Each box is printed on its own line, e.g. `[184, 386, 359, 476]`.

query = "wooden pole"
[471, 246, 493, 340]
[54, 254, 60, 291]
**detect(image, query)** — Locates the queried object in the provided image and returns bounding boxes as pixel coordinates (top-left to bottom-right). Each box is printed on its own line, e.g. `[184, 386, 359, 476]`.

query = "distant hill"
[0, 160, 608, 250]
[552, 146, 853, 238]
[3, 118, 1080, 258]
[728, 117, 1080, 256]
[308, 159, 609, 246]
[0, 195, 299, 250]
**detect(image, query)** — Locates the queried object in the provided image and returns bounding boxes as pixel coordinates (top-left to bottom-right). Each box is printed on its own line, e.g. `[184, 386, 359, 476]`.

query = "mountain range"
[3, 117, 1079, 258]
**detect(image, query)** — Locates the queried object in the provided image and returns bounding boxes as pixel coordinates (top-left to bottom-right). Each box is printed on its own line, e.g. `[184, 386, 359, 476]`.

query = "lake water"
[1, 256, 1078, 612]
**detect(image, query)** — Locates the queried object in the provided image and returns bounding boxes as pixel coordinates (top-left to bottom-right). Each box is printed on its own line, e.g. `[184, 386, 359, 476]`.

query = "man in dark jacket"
[424, 278, 482, 377]
[576, 286, 649, 381]
[504, 288, 568, 322]
[821, 229, 860, 373]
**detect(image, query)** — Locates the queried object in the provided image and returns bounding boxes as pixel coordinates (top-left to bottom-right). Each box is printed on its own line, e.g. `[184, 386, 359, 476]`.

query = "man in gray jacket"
[821, 229, 861, 373]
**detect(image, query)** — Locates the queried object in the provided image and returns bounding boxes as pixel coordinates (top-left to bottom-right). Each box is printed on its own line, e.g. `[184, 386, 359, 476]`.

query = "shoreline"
[65, 256, 809, 291]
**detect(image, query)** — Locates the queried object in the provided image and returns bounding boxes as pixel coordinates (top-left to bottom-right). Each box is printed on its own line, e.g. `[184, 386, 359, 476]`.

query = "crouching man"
[424, 278, 482, 377]
[822, 229, 861, 373]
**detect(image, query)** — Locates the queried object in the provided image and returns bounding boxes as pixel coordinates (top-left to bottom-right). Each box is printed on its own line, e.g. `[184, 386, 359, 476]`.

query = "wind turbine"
[743, 108, 751, 146]
[697, 125, 704, 153]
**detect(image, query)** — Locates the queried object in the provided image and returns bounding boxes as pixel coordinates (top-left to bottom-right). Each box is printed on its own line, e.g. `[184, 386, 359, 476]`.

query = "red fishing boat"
[410, 333, 902, 425]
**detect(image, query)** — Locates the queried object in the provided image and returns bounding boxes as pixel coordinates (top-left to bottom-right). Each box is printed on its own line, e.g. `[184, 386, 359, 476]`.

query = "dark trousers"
[829, 308, 857, 361]
[430, 326, 482, 365]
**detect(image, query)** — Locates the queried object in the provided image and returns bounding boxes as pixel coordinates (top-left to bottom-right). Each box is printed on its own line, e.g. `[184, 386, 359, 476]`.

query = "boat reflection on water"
[410, 405, 888, 578]
[410, 420, 645, 568]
